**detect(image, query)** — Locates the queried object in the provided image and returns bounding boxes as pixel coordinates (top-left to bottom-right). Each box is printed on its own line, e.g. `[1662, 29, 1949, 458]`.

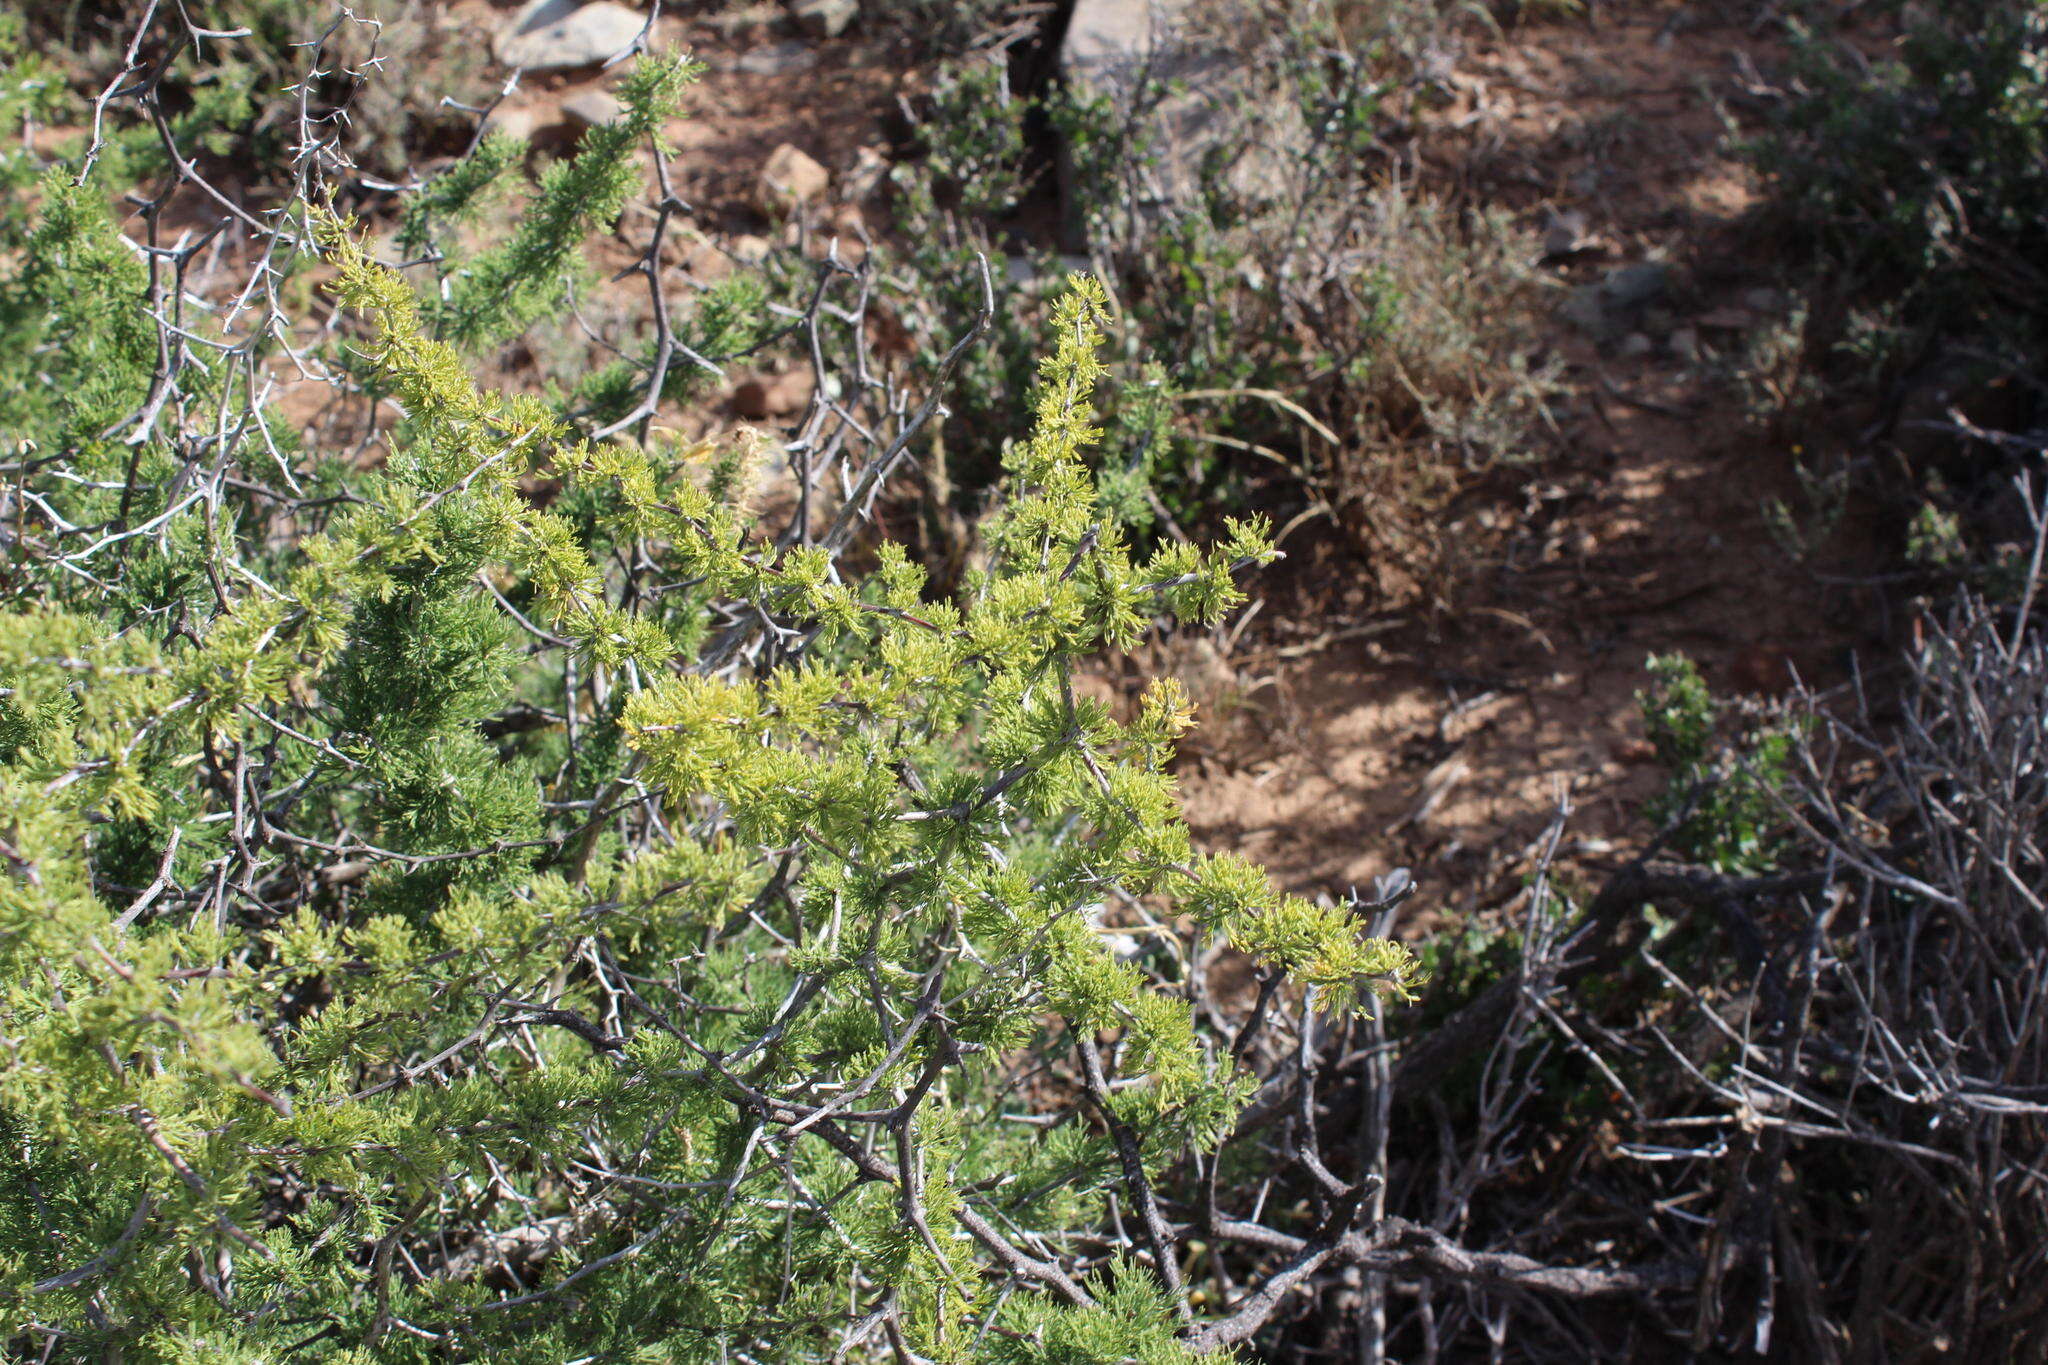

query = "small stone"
[1695, 306, 1753, 330]
[496, 0, 645, 72]
[1743, 286, 1782, 313]
[560, 90, 625, 131]
[732, 378, 774, 420]
[680, 235, 733, 281]
[1561, 284, 1612, 337]
[1614, 737, 1657, 765]
[1059, 0, 1306, 241]
[1669, 327, 1699, 362]
[791, 0, 859, 38]
[840, 145, 890, 201]
[757, 143, 830, 216]
[732, 370, 811, 420]
[729, 234, 772, 264]
[1619, 332, 1653, 358]
[1601, 262, 1671, 309]
[1541, 209, 1588, 259]
[1003, 254, 1092, 290]
[807, 205, 869, 263]
[480, 103, 542, 144]
[735, 40, 819, 75]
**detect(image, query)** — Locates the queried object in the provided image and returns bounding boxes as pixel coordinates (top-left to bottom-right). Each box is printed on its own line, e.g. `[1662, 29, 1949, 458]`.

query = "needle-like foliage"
[0, 21, 1417, 1361]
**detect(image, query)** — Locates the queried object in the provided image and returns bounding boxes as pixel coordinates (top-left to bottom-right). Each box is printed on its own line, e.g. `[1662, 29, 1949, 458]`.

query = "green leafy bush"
[1637, 654, 1798, 874]
[20, 0, 485, 184]
[1742, 0, 2048, 578]
[1752, 0, 2048, 292]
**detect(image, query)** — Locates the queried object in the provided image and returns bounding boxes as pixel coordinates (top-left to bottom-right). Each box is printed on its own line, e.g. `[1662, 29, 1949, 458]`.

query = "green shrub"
[1751, 0, 2048, 293]
[1637, 655, 1798, 874]
[0, 24, 1419, 1362]
[876, 1, 1554, 608]
[20, 0, 484, 184]
[1742, 0, 2048, 580]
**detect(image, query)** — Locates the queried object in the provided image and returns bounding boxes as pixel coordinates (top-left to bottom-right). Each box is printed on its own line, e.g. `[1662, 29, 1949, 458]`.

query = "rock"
[729, 233, 772, 264]
[1614, 737, 1657, 765]
[828, 202, 868, 251]
[1669, 327, 1699, 362]
[756, 143, 830, 216]
[807, 205, 869, 263]
[560, 90, 625, 132]
[496, 0, 644, 72]
[1564, 261, 1679, 339]
[839, 145, 891, 202]
[736, 40, 818, 75]
[480, 103, 543, 144]
[1561, 284, 1613, 339]
[679, 234, 733, 281]
[1541, 209, 1589, 259]
[1743, 286, 1782, 313]
[732, 370, 811, 420]
[1602, 262, 1671, 309]
[1619, 332, 1654, 358]
[1005, 253, 1093, 289]
[732, 378, 775, 420]
[1562, 263, 1674, 339]
[1058, 0, 1306, 244]
[1695, 306, 1753, 331]
[791, 0, 858, 38]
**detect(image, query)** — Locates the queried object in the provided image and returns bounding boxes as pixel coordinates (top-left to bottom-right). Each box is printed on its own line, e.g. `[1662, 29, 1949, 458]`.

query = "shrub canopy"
[0, 41, 1416, 1363]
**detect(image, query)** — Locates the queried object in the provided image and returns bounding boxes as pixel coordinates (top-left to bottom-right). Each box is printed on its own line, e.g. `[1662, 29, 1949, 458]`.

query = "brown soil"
[1146, 3, 1883, 922]
[448, 0, 911, 230]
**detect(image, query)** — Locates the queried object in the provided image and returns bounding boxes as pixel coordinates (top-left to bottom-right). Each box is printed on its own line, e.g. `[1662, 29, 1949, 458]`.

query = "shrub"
[1637, 654, 1799, 874]
[0, 14, 1431, 1360]
[1741, 0, 2048, 577]
[1273, 568, 2048, 1357]
[871, 0, 1556, 609]
[1750, 0, 2048, 295]
[18, 0, 485, 185]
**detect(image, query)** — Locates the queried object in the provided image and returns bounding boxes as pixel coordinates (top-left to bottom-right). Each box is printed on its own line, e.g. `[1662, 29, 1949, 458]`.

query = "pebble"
[560, 90, 625, 131]
[1602, 262, 1671, 309]
[756, 143, 831, 216]
[732, 370, 813, 420]
[736, 41, 819, 75]
[792, 0, 859, 38]
[840, 145, 891, 202]
[496, 0, 644, 72]
[1541, 209, 1589, 259]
